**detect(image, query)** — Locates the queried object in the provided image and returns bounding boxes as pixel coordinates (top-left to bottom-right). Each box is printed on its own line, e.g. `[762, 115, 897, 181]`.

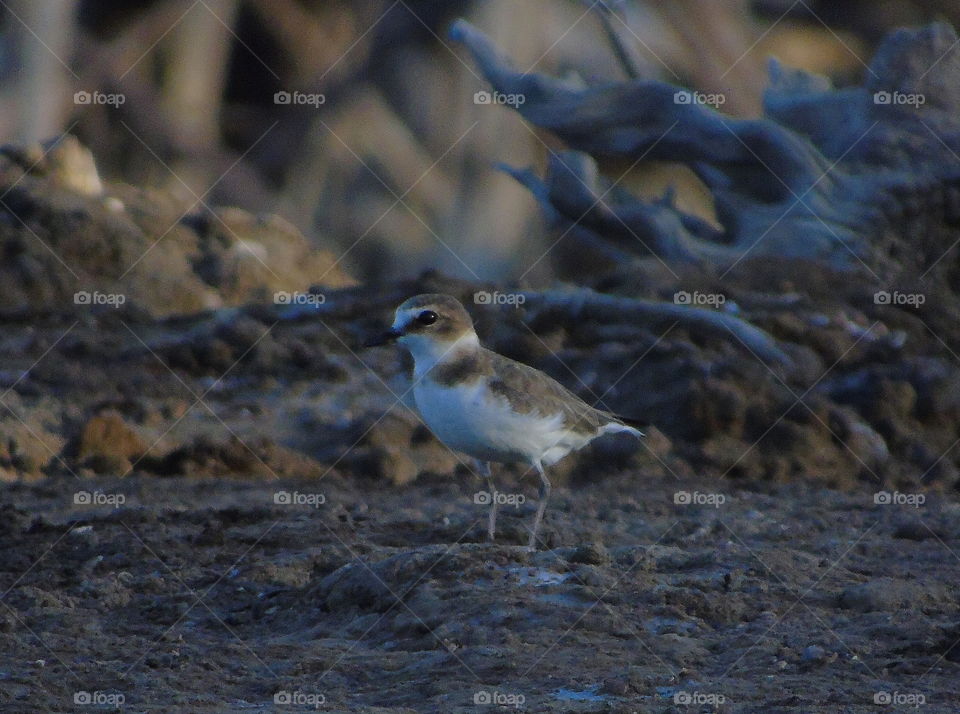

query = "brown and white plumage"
[367, 293, 643, 549]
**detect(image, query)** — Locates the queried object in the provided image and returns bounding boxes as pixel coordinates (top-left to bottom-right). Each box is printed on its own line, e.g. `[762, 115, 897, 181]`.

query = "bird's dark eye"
[417, 310, 438, 325]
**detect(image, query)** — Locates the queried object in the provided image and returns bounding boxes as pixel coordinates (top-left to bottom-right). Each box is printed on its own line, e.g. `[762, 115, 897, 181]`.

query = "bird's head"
[365, 293, 479, 367]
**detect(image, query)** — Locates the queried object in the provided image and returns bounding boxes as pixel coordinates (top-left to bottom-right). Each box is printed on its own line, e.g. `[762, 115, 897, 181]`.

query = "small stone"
[71, 412, 147, 474]
[839, 578, 926, 612]
[569, 542, 610, 566]
[599, 676, 629, 696]
[893, 520, 939, 541]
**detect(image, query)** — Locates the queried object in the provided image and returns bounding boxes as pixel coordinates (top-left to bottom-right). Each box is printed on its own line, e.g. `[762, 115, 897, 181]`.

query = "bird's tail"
[602, 420, 645, 438]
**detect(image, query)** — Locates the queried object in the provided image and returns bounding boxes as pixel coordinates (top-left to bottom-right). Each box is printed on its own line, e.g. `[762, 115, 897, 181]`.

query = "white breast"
[413, 377, 590, 466]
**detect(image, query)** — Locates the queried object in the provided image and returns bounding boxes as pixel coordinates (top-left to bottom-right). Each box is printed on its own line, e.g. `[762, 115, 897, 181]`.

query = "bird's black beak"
[363, 327, 403, 348]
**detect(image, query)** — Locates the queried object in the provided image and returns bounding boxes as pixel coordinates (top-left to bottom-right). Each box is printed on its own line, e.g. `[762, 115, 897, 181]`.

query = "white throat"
[400, 331, 480, 379]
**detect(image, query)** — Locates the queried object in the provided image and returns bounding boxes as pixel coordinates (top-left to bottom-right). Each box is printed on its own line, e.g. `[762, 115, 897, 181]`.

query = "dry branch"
[450, 20, 960, 280]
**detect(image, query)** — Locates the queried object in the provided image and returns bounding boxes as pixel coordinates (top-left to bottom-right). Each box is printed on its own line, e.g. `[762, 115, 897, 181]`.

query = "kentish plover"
[367, 293, 643, 549]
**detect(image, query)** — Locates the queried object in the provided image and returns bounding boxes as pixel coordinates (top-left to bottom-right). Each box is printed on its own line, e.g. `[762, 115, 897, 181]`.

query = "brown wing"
[486, 351, 616, 436]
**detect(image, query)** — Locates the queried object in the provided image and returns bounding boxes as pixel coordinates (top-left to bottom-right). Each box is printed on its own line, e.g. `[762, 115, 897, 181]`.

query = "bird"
[365, 293, 643, 549]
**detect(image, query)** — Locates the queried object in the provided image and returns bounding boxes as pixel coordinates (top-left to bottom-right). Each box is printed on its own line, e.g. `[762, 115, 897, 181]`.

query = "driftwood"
[450, 19, 960, 281]
[520, 289, 792, 366]
[118, 281, 791, 370]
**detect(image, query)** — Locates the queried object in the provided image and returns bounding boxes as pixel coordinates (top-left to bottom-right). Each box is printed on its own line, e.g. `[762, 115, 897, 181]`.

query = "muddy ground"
[2, 468, 959, 713]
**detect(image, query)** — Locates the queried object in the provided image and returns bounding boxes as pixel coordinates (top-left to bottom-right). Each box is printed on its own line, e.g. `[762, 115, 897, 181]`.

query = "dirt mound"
[0, 136, 354, 318]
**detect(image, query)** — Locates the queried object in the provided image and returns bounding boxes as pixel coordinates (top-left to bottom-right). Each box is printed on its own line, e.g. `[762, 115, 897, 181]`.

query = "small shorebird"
[366, 293, 643, 549]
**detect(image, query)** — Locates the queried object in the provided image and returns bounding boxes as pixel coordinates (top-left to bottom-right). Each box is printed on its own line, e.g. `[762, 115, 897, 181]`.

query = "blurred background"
[3, 0, 957, 284]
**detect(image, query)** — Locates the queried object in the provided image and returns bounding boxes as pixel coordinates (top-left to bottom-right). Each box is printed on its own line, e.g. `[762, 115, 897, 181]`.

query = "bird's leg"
[476, 460, 497, 541]
[529, 460, 551, 550]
